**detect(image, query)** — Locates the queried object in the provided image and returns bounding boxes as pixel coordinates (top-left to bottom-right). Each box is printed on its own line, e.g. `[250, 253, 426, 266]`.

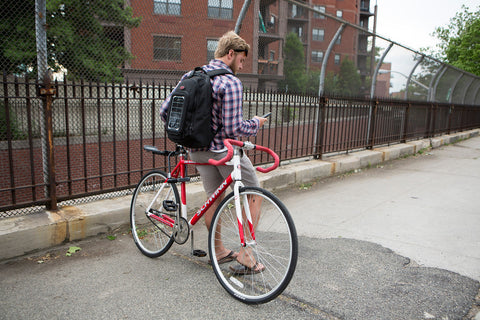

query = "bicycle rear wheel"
[208, 187, 298, 304]
[130, 170, 178, 258]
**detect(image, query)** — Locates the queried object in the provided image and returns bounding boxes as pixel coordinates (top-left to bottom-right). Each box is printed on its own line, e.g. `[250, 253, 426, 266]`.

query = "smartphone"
[262, 112, 271, 118]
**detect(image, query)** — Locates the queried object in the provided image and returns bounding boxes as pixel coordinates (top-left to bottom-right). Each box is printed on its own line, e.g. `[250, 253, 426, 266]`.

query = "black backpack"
[165, 67, 232, 148]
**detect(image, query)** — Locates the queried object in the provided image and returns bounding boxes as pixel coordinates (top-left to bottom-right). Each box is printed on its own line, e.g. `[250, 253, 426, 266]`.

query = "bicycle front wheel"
[130, 170, 178, 258]
[208, 187, 298, 304]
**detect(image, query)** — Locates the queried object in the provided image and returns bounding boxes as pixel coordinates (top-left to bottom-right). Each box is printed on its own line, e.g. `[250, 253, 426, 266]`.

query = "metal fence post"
[234, 0, 252, 34]
[367, 100, 378, 149]
[428, 103, 437, 138]
[313, 96, 326, 159]
[447, 105, 453, 135]
[35, 0, 57, 210]
[401, 103, 410, 143]
[38, 73, 57, 210]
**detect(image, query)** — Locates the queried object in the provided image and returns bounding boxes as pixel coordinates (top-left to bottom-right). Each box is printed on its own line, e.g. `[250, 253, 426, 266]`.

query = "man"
[160, 31, 267, 273]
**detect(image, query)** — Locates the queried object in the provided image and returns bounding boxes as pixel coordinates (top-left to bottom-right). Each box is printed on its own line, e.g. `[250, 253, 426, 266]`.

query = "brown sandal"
[208, 250, 237, 265]
[229, 262, 266, 275]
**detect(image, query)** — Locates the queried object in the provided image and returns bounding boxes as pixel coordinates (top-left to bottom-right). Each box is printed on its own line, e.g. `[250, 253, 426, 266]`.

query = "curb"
[1, 129, 479, 261]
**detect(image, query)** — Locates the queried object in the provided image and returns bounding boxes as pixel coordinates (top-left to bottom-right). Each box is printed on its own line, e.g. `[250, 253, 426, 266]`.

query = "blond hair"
[214, 31, 250, 59]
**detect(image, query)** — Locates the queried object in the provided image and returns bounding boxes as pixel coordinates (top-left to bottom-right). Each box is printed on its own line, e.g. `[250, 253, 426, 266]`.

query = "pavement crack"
[275, 293, 343, 320]
[170, 250, 341, 318]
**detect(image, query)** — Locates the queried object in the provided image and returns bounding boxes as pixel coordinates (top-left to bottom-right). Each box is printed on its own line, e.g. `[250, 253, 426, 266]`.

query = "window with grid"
[336, 10, 343, 18]
[334, 54, 341, 65]
[153, 36, 181, 61]
[207, 39, 218, 62]
[313, 5, 325, 19]
[312, 28, 324, 41]
[153, 0, 181, 15]
[312, 50, 324, 63]
[208, 0, 233, 19]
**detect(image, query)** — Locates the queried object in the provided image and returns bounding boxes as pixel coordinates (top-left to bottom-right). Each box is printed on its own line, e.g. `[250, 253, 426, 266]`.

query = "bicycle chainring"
[173, 217, 189, 244]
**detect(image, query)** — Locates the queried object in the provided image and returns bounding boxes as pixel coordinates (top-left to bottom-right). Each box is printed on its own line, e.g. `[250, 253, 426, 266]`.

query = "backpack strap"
[203, 68, 232, 137]
[206, 69, 233, 78]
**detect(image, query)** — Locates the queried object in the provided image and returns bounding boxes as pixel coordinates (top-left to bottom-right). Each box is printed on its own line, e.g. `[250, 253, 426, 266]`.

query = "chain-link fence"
[2, 1, 480, 99]
[1, 0, 480, 217]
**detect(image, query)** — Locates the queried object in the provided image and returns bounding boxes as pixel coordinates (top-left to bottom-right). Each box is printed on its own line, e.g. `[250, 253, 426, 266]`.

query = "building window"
[290, 26, 303, 40]
[336, 10, 343, 18]
[208, 0, 233, 19]
[153, 36, 181, 61]
[153, 0, 181, 15]
[312, 28, 324, 41]
[207, 39, 218, 62]
[314, 5, 325, 19]
[270, 50, 275, 61]
[312, 50, 324, 63]
[334, 54, 341, 65]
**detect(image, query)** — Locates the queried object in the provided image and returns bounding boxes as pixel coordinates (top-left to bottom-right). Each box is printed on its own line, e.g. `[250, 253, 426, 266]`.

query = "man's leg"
[232, 155, 265, 271]
[190, 151, 236, 261]
[204, 193, 236, 261]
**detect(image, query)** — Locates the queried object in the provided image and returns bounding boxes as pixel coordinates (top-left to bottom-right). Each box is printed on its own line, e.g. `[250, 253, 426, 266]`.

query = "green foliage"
[66, 246, 81, 256]
[0, 0, 141, 82]
[323, 58, 362, 97]
[281, 33, 307, 92]
[337, 58, 362, 96]
[430, 5, 480, 76]
[305, 69, 320, 94]
[0, 102, 25, 140]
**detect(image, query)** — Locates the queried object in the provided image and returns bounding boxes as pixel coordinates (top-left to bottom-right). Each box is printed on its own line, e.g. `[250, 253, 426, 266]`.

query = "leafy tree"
[337, 58, 362, 96]
[281, 32, 307, 92]
[323, 58, 362, 97]
[0, 0, 140, 82]
[429, 5, 480, 76]
[305, 69, 320, 94]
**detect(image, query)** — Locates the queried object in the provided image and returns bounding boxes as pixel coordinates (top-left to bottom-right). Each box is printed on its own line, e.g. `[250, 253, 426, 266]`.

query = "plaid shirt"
[160, 59, 259, 151]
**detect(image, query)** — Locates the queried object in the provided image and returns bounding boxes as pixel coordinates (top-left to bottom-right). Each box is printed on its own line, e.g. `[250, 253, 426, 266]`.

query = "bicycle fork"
[231, 148, 256, 248]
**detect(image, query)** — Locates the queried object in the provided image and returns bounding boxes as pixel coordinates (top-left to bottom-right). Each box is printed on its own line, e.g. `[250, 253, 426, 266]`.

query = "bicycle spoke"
[209, 187, 298, 304]
[130, 171, 178, 258]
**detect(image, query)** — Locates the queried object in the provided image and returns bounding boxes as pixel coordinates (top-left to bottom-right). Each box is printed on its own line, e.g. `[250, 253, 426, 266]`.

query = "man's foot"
[229, 262, 265, 275]
[208, 250, 238, 265]
[230, 247, 265, 274]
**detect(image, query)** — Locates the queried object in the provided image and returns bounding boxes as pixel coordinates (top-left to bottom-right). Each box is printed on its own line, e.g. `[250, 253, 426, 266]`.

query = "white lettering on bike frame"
[189, 175, 233, 226]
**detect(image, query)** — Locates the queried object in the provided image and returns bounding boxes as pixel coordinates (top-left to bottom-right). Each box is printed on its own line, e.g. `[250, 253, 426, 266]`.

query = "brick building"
[123, 0, 374, 90]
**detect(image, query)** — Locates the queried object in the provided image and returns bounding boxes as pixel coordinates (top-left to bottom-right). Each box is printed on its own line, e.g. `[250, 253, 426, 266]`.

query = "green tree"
[337, 58, 362, 96]
[323, 58, 361, 97]
[305, 69, 320, 94]
[281, 32, 307, 92]
[430, 5, 480, 76]
[0, 0, 140, 82]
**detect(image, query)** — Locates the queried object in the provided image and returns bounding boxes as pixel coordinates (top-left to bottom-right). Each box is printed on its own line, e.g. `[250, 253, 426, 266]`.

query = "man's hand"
[254, 116, 268, 128]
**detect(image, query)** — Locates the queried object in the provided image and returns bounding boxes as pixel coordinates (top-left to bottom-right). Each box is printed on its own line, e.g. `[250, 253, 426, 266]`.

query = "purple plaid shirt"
[160, 59, 259, 151]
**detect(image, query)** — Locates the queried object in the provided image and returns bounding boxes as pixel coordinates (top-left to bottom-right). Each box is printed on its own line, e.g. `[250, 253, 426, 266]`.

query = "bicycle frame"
[148, 147, 256, 247]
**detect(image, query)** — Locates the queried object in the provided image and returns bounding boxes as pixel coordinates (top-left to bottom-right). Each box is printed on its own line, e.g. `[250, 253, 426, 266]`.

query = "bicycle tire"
[130, 170, 178, 258]
[208, 187, 298, 304]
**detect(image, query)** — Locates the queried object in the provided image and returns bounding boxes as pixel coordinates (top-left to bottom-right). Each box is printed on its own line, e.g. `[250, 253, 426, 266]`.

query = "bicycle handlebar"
[208, 139, 279, 173]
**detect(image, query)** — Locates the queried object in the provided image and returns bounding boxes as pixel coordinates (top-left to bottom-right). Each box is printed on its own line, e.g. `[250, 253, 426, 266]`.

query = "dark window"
[312, 50, 324, 63]
[208, 0, 233, 19]
[153, 0, 181, 15]
[207, 39, 218, 62]
[153, 36, 181, 61]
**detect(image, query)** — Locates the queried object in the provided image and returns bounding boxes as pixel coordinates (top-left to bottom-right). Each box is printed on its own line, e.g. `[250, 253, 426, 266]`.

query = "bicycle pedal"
[192, 249, 207, 257]
[162, 200, 178, 212]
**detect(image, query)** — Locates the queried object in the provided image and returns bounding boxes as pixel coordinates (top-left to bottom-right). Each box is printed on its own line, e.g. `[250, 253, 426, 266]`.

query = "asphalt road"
[1, 137, 480, 319]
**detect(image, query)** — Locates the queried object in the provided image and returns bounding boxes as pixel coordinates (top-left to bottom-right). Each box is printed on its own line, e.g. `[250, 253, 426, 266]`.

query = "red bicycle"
[130, 139, 298, 304]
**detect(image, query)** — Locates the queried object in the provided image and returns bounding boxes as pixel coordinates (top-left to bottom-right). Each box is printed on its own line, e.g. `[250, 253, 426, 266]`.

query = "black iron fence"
[1, 75, 480, 217]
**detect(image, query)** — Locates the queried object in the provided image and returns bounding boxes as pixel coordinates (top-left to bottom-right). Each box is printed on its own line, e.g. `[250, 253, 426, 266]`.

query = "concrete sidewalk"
[1, 129, 479, 261]
[1, 129, 480, 320]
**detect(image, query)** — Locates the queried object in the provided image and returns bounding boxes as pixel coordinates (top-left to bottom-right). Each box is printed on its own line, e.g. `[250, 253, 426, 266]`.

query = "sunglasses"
[234, 49, 249, 56]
